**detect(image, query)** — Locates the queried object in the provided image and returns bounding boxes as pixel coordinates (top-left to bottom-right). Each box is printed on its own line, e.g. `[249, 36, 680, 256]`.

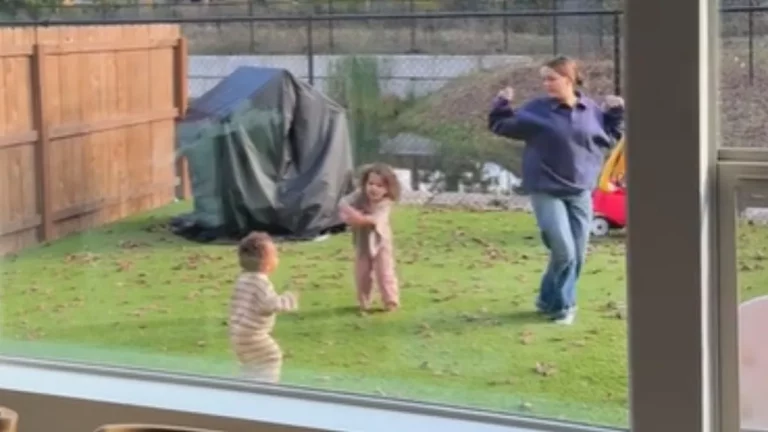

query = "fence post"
[30, 44, 53, 242]
[307, 15, 315, 85]
[328, 0, 334, 53]
[409, 0, 416, 52]
[174, 37, 191, 201]
[613, 13, 621, 95]
[748, 0, 755, 85]
[502, 0, 509, 52]
[552, 0, 559, 55]
[248, 0, 256, 54]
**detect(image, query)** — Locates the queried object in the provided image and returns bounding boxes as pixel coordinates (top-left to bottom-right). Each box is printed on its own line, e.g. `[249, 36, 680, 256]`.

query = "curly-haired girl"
[338, 163, 401, 313]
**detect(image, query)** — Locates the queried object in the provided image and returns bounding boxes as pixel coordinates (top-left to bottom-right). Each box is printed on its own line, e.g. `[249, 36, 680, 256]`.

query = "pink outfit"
[340, 190, 399, 309]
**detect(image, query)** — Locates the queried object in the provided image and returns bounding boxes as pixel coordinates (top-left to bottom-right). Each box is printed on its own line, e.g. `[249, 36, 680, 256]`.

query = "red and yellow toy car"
[591, 138, 627, 237]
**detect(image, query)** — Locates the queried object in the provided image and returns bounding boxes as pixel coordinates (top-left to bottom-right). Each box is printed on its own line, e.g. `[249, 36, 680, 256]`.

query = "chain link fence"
[4, 0, 620, 56]
[2, 1, 767, 207]
[176, 8, 622, 208]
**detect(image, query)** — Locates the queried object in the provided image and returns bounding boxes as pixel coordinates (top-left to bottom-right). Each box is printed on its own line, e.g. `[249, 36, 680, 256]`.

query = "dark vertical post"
[598, 0, 605, 49]
[307, 16, 315, 85]
[613, 12, 621, 95]
[748, 1, 755, 84]
[503, 0, 509, 52]
[328, 0, 334, 53]
[409, 0, 416, 52]
[31, 44, 53, 241]
[248, 0, 256, 53]
[552, 0, 559, 55]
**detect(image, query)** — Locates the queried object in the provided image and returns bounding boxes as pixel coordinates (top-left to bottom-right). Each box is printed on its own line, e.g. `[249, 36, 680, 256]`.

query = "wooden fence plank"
[0, 24, 181, 254]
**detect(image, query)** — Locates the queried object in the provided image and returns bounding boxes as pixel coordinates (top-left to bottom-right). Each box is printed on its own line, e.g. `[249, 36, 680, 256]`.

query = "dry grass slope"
[396, 52, 768, 165]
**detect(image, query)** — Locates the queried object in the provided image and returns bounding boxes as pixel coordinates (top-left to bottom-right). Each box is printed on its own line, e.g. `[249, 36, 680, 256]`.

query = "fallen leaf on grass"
[118, 240, 148, 249]
[519, 330, 535, 345]
[459, 312, 481, 322]
[64, 252, 99, 265]
[519, 402, 534, 411]
[142, 222, 167, 234]
[116, 259, 134, 271]
[534, 362, 558, 377]
[602, 300, 627, 320]
[432, 293, 458, 303]
[487, 378, 517, 386]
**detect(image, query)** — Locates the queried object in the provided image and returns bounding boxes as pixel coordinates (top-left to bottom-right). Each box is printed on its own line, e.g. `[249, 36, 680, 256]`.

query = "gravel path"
[401, 191, 768, 224]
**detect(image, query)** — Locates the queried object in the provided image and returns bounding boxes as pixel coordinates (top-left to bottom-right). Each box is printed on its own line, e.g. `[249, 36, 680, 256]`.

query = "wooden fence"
[0, 25, 188, 255]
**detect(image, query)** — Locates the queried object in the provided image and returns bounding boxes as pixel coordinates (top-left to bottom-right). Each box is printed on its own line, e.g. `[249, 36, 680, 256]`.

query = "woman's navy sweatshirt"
[488, 94, 624, 196]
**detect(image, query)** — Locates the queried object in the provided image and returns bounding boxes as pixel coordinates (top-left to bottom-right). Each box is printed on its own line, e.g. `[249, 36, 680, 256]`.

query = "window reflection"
[737, 217, 768, 430]
[0, 2, 630, 428]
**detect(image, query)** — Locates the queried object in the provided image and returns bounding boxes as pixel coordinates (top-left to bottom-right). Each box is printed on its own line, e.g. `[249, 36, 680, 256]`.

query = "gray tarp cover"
[174, 66, 354, 241]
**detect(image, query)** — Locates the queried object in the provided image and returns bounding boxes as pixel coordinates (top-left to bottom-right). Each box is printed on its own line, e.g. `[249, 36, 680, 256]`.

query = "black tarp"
[171, 66, 355, 242]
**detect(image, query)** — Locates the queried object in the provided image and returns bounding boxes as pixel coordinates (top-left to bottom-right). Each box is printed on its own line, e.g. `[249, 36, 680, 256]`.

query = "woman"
[488, 56, 624, 325]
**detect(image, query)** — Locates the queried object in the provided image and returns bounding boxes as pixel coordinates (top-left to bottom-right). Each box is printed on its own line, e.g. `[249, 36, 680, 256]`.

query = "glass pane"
[720, 0, 768, 150]
[0, 1, 629, 429]
[737, 204, 768, 431]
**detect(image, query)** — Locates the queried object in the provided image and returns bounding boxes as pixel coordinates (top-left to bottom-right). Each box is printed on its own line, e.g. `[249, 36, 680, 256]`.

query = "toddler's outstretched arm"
[271, 291, 299, 313]
[254, 281, 299, 314]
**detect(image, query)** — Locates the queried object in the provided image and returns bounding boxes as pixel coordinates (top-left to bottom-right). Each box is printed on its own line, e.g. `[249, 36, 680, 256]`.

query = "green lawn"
[1, 203, 767, 427]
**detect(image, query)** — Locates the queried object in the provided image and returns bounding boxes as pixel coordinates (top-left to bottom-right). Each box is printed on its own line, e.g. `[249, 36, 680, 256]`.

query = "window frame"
[716, 162, 768, 432]
[625, 0, 720, 430]
[0, 0, 736, 430]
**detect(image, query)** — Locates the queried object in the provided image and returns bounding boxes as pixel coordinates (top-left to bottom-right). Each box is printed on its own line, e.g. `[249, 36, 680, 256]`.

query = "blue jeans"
[529, 190, 593, 317]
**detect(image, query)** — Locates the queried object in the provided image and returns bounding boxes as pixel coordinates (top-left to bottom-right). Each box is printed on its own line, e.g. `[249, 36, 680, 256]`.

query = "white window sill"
[0, 356, 617, 432]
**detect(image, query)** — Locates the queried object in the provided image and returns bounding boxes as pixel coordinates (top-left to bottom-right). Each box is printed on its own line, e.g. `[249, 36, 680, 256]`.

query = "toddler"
[229, 231, 298, 383]
[338, 163, 401, 312]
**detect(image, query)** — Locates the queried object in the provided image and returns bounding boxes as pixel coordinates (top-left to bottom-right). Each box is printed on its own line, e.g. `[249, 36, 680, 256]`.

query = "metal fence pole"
[248, 0, 256, 54]
[598, 0, 605, 50]
[749, 0, 755, 85]
[613, 12, 621, 95]
[328, 0, 335, 53]
[552, 0, 559, 55]
[503, 0, 509, 52]
[409, 0, 417, 52]
[307, 16, 315, 85]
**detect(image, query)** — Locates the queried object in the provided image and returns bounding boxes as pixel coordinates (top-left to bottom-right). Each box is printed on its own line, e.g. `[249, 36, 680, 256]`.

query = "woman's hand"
[497, 87, 515, 102]
[604, 95, 624, 109]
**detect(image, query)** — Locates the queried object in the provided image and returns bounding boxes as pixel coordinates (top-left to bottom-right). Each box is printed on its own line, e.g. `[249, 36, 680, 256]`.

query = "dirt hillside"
[403, 58, 766, 149]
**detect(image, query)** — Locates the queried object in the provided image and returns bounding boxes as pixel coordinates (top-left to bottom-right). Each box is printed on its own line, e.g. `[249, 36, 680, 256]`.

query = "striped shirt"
[229, 272, 298, 338]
